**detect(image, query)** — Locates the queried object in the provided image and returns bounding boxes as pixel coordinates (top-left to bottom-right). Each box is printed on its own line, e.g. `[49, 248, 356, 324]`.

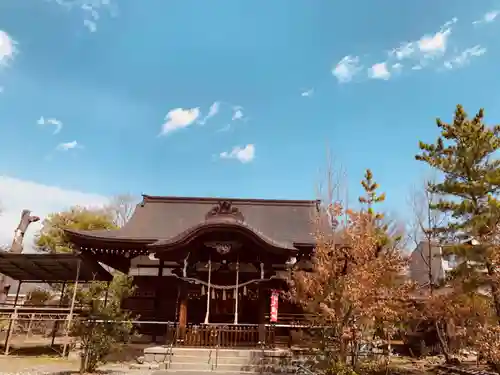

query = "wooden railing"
[179, 324, 262, 348]
[162, 323, 272, 348]
[136, 320, 340, 349]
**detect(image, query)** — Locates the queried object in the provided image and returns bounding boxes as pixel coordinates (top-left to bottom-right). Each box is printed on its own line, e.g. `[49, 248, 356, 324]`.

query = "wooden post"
[51, 281, 66, 347]
[103, 281, 110, 307]
[12, 281, 21, 307]
[4, 281, 21, 355]
[258, 286, 267, 346]
[4, 306, 18, 355]
[62, 259, 81, 357]
[233, 258, 239, 324]
[204, 258, 211, 324]
[26, 313, 34, 338]
[178, 283, 188, 342]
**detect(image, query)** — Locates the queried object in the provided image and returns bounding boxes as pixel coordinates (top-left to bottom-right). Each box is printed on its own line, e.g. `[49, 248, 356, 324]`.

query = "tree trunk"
[486, 262, 500, 323]
[0, 210, 40, 304]
[435, 320, 453, 363]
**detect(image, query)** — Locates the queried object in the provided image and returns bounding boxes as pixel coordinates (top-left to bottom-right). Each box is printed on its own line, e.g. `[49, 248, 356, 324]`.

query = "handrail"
[208, 345, 213, 369]
[296, 363, 315, 375]
[166, 325, 175, 369]
[215, 329, 220, 370]
[259, 338, 265, 374]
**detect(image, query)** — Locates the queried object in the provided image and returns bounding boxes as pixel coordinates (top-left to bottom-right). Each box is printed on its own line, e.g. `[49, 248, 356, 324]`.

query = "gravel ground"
[0, 357, 154, 375]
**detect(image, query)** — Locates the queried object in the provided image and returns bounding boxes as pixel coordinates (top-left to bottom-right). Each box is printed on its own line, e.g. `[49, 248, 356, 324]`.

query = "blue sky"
[0, 0, 499, 246]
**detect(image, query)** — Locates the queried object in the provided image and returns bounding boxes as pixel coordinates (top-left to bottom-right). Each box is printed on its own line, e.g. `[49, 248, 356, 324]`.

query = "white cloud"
[0, 176, 108, 251]
[301, 89, 314, 97]
[231, 106, 244, 121]
[38, 116, 63, 134]
[160, 107, 200, 135]
[443, 45, 486, 70]
[368, 62, 391, 80]
[52, 0, 116, 33]
[0, 30, 16, 66]
[56, 140, 80, 151]
[82, 3, 100, 20]
[390, 42, 415, 60]
[207, 101, 219, 118]
[83, 19, 97, 33]
[220, 144, 255, 163]
[418, 27, 451, 57]
[389, 18, 456, 62]
[198, 101, 220, 125]
[473, 10, 499, 24]
[216, 124, 231, 132]
[339, 18, 461, 82]
[332, 55, 362, 83]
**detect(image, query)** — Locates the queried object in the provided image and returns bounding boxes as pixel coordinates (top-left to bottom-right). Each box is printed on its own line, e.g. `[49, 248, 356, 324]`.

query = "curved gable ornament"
[205, 201, 244, 222]
[205, 241, 242, 255]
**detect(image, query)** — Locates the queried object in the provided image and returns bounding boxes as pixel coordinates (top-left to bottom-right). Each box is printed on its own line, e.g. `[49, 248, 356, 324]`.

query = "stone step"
[170, 355, 211, 364]
[211, 363, 252, 372]
[211, 356, 257, 365]
[168, 362, 213, 371]
[129, 362, 162, 370]
[144, 353, 173, 363]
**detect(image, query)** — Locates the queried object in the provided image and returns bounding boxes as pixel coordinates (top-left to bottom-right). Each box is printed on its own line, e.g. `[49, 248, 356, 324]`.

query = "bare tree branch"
[315, 148, 347, 230]
[106, 194, 138, 228]
[407, 174, 448, 290]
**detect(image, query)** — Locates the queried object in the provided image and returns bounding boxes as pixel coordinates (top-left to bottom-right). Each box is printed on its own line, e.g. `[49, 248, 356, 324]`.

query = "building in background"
[409, 241, 456, 286]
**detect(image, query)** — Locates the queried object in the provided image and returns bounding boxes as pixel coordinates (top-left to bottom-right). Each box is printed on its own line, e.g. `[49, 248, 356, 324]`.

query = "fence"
[0, 306, 78, 356]
[0, 309, 408, 359]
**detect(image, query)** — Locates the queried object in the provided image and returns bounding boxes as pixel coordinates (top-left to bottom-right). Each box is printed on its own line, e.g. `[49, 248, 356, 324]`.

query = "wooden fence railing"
[161, 323, 278, 348]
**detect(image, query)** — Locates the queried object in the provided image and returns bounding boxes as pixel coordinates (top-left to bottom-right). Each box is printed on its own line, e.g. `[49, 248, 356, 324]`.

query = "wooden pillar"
[177, 282, 188, 342]
[4, 282, 22, 355]
[152, 261, 163, 344]
[258, 286, 267, 347]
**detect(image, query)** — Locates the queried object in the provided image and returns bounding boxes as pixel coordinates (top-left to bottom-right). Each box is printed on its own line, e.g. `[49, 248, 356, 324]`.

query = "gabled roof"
[66, 195, 319, 252]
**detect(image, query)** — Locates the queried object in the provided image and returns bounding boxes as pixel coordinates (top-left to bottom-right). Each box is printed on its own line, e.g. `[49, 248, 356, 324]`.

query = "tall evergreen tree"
[359, 169, 386, 218]
[415, 104, 500, 321]
[358, 169, 394, 253]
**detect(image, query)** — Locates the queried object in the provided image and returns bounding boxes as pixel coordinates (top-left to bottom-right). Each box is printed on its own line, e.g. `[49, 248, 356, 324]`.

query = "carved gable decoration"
[205, 201, 244, 222]
[204, 241, 242, 255]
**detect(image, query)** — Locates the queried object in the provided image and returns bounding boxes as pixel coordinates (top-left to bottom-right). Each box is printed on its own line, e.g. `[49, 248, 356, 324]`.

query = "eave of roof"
[142, 194, 320, 206]
[64, 228, 155, 246]
[0, 252, 113, 282]
[147, 217, 297, 253]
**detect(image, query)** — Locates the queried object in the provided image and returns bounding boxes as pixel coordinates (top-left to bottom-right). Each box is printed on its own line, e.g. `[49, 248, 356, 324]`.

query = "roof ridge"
[141, 195, 319, 206]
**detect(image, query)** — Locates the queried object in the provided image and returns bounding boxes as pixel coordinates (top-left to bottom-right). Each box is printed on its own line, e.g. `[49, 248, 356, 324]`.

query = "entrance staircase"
[133, 346, 299, 373]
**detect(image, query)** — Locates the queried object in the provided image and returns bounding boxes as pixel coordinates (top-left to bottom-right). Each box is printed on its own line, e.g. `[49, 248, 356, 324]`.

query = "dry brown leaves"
[474, 324, 500, 369]
[287, 202, 414, 336]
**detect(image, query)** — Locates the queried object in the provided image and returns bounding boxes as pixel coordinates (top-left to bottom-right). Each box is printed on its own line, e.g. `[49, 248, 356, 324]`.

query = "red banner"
[270, 290, 279, 323]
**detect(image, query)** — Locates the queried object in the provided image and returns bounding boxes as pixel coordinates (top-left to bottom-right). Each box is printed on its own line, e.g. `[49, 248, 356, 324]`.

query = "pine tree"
[359, 169, 386, 217]
[358, 169, 393, 253]
[415, 104, 500, 321]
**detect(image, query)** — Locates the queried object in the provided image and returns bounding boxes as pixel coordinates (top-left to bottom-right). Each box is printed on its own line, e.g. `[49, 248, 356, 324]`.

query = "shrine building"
[63, 195, 317, 346]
